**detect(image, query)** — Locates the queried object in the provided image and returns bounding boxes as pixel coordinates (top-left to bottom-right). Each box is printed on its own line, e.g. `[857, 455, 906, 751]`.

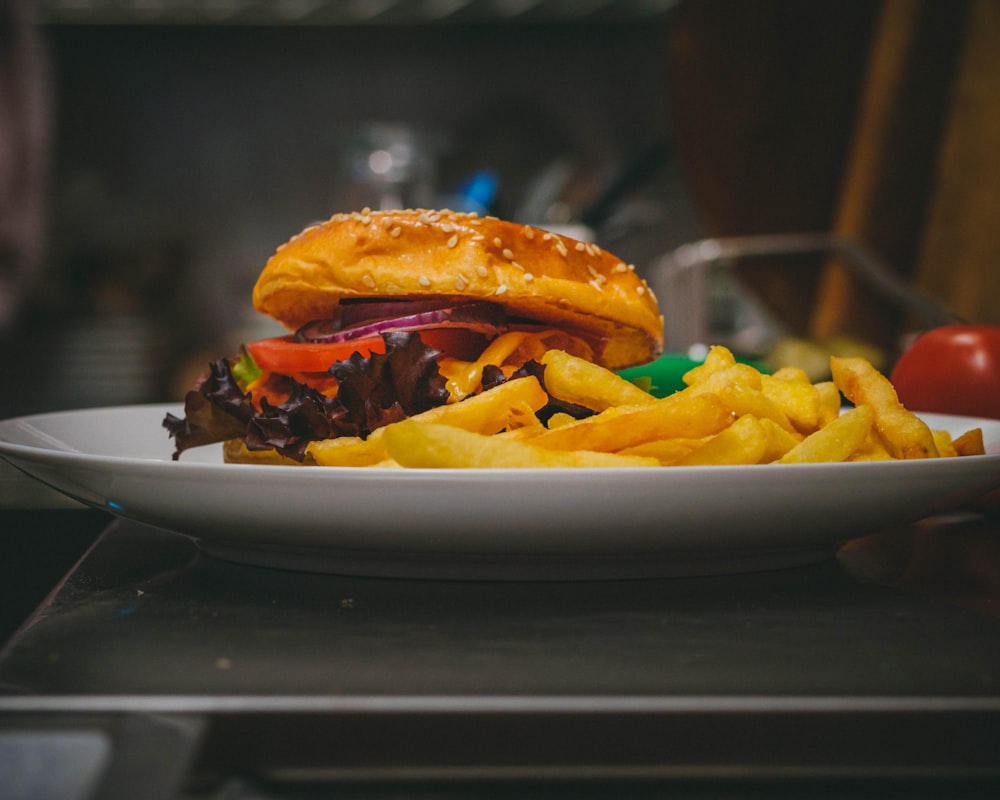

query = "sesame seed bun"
[252, 209, 664, 370]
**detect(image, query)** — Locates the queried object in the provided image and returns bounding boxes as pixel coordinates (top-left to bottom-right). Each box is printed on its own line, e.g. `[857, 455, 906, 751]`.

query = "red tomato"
[890, 324, 1000, 420]
[246, 335, 386, 374]
[245, 328, 488, 375]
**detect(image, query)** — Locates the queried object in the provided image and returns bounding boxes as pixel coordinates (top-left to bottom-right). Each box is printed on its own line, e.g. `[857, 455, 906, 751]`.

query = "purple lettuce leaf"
[163, 332, 451, 461]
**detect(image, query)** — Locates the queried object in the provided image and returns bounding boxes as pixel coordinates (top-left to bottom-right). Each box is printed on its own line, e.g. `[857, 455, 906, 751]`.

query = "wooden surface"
[810, 0, 968, 347]
[665, 0, 876, 336]
[667, 0, 997, 352]
[911, 0, 1000, 328]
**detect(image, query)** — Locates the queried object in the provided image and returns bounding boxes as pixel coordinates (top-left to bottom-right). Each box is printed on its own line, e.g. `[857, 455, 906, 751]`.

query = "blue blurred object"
[444, 169, 499, 214]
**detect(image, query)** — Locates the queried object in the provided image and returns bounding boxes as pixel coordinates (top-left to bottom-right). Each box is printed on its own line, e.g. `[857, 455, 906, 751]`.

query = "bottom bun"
[222, 439, 317, 466]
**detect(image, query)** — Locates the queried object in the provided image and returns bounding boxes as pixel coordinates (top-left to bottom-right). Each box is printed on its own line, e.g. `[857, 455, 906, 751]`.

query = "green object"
[618, 353, 768, 399]
[232, 348, 263, 388]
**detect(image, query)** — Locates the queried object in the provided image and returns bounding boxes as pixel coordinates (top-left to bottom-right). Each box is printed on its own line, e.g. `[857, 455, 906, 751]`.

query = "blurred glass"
[650, 232, 960, 358]
[330, 122, 446, 213]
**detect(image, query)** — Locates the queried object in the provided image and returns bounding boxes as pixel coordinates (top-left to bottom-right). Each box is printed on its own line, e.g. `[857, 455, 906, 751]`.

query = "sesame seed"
[472, 234, 485, 242]
[390, 227, 402, 237]
[589, 280, 603, 292]
[502, 248, 515, 260]
[455, 275, 468, 290]
[636, 285, 646, 295]
[614, 262, 628, 273]
[493, 237, 503, 248]
[476, 265, 489, 278]
[447, 234, 459, 248]
[542, 232, 552, 241]
[381, 216, 394, 228]
[628, 264, 636, 271]
[555, 241, 568, 257]
[511, 261, 524, 271]
[418, 275, 431, 287]
[441, 223, 455, 233]
[362, 274, 376, 289]
[523, 226, 535, 239]
[574, 242, 586, 252]
[495, 284, 508, 295]
[523, 273, 534, 282]
[587, 265, 601, 279]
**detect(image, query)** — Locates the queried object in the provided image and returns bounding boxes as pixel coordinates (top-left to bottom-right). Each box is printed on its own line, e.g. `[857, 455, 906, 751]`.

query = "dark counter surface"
[2, 511, 999, 798]
[3, 516, 1000, 699]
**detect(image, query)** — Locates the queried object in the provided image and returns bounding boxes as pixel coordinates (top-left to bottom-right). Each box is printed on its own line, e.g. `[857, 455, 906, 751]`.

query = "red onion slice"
[295, 302, 508, 343]
[338, 298, 464, 329]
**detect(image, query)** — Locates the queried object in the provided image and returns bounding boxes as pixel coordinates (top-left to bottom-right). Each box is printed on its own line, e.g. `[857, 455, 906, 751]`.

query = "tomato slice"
[246, 335, 385, 374]
[245, 329, 489, 375]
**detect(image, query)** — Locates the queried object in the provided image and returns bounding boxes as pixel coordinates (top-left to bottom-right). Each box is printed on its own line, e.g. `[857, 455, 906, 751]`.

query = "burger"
[164, 208, 663, 464]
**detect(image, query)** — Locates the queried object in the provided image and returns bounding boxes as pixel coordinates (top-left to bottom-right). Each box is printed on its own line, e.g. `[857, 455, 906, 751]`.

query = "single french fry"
[778, 404, 875, 464]
[932, 430, 958, 458]
[422, 375, 550, 435]
[813, 381, 843, 427]
[505, 401, 544, 432]
[546, 412, 577, 430]
[761, 373, 821, 433]
[830, 357, 939, 459]
[618, 437, 706, 465]
[682, 345, 737, 386]
[769, 366, 812, 384]
[541, 349, 657, 411]
[675, 414, 769, 466]
[308, 433, 389, 466]
[224, 439, 317, 465]
[530, 392, 733, 453]
[688, 362, 764, 393]
[953, 427, 986, 457]
[681, 362, 796, 433]
[758, 417, 802, 463]
[849, 429, 895, 462]
[383, 420, 658, 469]
[698, 381, 796, 434]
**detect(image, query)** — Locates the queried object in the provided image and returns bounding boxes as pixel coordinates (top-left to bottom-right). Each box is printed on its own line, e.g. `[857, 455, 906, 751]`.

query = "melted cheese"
[437, 329, 593, 400]
[438, 331, 534, 400]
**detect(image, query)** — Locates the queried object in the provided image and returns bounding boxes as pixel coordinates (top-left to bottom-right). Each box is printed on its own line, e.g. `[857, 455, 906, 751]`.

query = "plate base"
[196, 539, 837, 581]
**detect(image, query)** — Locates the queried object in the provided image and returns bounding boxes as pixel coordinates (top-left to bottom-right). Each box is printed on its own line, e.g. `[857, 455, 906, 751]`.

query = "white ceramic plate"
[2, 404, 999, 580]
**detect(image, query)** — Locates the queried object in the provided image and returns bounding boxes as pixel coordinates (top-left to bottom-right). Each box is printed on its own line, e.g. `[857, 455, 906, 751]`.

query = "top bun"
[253, 209, 663, 369]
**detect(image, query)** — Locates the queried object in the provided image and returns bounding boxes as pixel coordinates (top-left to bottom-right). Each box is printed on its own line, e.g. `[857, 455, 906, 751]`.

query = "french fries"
[307, 375, 548, 466]
[777, 404, 875, 464]
[307, 344, 987, 469]
[540, 349, 658, 411]
[528, 392, 732, 453]
[829, 356, 940, 459]
[383, 420, 658, 469]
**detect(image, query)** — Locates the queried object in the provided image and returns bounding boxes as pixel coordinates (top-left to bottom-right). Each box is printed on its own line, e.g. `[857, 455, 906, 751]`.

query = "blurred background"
[1, 0, 998, 418]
